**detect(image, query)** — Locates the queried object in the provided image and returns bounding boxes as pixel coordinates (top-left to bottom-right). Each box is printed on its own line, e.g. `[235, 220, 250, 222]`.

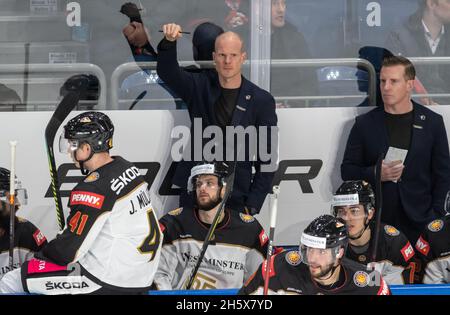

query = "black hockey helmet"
[301, 215, 348, 250]
[0, 167, 28, 206]
[332, 180, 375, 217]
[60, 111, 114, 154]
[187, 161, 230, 192]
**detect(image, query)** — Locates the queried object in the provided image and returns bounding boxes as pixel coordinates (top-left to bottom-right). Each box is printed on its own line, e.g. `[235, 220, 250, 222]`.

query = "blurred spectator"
[356, 46, 393, 107]
[60, 74, 99, 110]
[270, 0, 318, 108]
[385, 0, 450, 104]
[182, 0, 250, 38]
[0, 84, 22, 111]
[191, 22, 225, 65]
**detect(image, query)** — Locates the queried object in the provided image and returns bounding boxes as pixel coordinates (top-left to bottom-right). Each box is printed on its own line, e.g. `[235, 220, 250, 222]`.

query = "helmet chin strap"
[348, 214, 371, 241]
[74, 148, 95, 176]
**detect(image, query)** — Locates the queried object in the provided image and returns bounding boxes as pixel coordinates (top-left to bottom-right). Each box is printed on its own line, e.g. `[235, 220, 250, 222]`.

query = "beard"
[197, 192, 222, 211]
[310, 262, 335, 280]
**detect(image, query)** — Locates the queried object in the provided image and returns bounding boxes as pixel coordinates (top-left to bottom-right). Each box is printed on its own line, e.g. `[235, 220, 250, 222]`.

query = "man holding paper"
[341, 55, 450, 243]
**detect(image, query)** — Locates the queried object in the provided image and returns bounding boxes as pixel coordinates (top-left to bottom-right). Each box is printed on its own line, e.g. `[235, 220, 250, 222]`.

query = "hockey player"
[332, 180, 415, 284]
[153, 162, 269, 290]
[0, 167, 47, 278]
[0, 111, 162, 294]
[239, 215, 390, 295]
[415, 215, 450, 283]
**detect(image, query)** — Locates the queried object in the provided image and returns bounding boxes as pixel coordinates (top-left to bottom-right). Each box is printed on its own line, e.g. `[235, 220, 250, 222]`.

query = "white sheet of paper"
[384, 147, 408, 183]
[385, 146, 408, 164]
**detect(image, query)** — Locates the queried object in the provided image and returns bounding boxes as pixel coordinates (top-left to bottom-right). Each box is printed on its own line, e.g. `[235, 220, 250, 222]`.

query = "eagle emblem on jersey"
[84, 171, 100, 183]
[353, 271, 369, 287]
[384, 225, 400, 236]
[285, 250, 302, 266]
[239, 213, 255, 223]
[428, 219, 444, 232]
[169, 207, 183, 216]
[358, 255, 367, 263]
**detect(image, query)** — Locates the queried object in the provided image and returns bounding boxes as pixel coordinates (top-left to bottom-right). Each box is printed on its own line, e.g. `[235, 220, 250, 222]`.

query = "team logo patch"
[168, 208, 183, 216]
[33, 229, 47, 246]
[70, 191, 105, 209]
[401, 242, 415, 262]
[285, 251, 302, 266]
[428, 219, 444, 232]
[240, 213, 255, 223]
[353, 271, 369, 287]
[384, 225, 400, 236]
[415, 236, 430, 256]
[84, 172, 99, 183]
[358, 255, 367, 263]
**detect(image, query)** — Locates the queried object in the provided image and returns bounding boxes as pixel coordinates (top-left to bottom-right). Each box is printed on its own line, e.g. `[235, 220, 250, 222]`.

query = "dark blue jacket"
[157, 39, 277, 213]
[341, 101, 450, 225]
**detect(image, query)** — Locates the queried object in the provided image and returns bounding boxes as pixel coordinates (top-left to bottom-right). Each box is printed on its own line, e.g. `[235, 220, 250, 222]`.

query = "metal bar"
[409, 57, 450, 64]
[111, 58, 377, 109]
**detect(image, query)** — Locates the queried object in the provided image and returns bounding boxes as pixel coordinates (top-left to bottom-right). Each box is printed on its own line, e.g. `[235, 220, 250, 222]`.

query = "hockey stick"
[8, 141, 17, 270]
[45, 92, 80, 230]
[371, 154, 383, 262]
[263, 185, 280, 295]
[185, 163, 237, 290]
[129, 90, 147, 110]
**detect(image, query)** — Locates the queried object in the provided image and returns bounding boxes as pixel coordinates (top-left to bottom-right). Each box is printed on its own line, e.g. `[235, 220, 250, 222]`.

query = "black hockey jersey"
[239, 250, 390, 295]
[345, 223, 415, 284]
[38, 156, 162, 291]
[0, 217, 47, 278]
[415, 216, 450, 284]
[153, 207, 268, 290]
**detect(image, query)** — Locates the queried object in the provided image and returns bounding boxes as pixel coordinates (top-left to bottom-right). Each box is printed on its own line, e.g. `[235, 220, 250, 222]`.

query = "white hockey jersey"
[40, 156, 162, 291]
[154, 208, 268, 290]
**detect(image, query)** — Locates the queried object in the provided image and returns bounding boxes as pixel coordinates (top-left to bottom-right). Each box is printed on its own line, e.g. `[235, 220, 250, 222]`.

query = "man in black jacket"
[341, 55, 450, 243]
[157, 23, 278, 215]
